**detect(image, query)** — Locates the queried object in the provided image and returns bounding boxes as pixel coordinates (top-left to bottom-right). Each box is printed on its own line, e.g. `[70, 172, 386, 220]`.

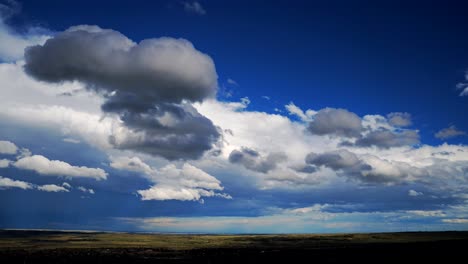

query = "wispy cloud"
[456, 70, 468, 96]
[435, 125, 466, 139]
[182, 1, 206, 15]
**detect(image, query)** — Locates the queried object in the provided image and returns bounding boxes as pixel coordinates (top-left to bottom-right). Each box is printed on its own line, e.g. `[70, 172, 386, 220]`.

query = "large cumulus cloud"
[24, 25, 220, 160]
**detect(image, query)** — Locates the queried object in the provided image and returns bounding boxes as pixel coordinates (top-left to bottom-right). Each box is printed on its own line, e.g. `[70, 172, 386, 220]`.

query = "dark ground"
[0, 230, 467, 263]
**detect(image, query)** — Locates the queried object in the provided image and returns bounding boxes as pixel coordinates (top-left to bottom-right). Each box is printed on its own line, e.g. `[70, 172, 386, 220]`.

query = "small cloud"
[227, 78, 238, 86]
[408, 189, 423, 197]
[16, 148, 31, 159]
[407, 210, 446, 217]
[37, 184, 69, 192]
[0, 159, 10, 168]
[435, 125, 466, 139]
[262, 96, 270, 100]
[63, 138, 80, 144]
[77, 186, 95, 194]
[0, 176, 33, 190]
[240, 97, 250, 106]
[456, 70, 468, 96]
[285, 102, 316, 122]
[62, 182, 72, 189]
[14, 155, 107, 180]
[387, 112, 412, 127]
[182, 1, 206, 15]
[0, 140, 18, 154]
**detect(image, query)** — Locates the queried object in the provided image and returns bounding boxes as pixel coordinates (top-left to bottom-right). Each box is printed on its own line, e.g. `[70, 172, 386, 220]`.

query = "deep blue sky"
[1, 0, 468, 233]
[14, 0, 468, 144]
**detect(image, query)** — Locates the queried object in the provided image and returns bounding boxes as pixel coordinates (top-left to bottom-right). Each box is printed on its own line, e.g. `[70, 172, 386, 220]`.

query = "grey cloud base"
[353, 130, 420, 149]
[308, 108, 363, 138]
[229, 147, 287, 173]
[24, 25, 220, 160]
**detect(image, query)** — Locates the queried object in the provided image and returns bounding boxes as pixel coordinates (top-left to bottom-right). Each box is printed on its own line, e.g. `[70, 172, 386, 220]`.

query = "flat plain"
[0, 230, 467, 263]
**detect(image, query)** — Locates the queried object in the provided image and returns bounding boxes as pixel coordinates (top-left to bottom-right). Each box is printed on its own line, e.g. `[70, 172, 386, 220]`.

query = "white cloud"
[240, 97, 250, 106]
[196, 99, 335, 164]
[0, 5, 50, 61]
[194, 99, 468, 191]
[408, 189, 423, 196]
[0, 140, 17, 154]
[442, 218, 468, 224]
[62, 182, 71, 189]
[456, 70, 468, 96]
[227, 78, 238, 86]
[406, 210, 446, 217]
[183, 1, 207, 15]
[1, 104, 117, 150]
[14, 155, 107, 180]
[0, 176, 33, 190]
[285, 102, 316, 122]
[0, 62, 103, 114]
[77, 186, 95, 194]
[111, 156, 229, 201]
[0, 159, 10, 168]
[37, 184, 69, 192]
[63, 138, 80, 144]
[435, 125, 466, 139]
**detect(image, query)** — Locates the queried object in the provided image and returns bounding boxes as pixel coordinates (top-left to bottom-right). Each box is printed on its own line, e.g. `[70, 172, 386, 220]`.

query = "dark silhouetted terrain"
[0, 230, 467, 263]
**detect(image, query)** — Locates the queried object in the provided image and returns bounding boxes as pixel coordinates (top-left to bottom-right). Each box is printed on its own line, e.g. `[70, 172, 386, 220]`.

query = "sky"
[0, 0, 468, 233]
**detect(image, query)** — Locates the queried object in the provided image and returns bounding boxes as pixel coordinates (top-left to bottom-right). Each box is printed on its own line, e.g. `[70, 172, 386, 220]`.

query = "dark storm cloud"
[308, 108, 363, 138]
[354, 129, 420, 149]
[109, 103, 220, 160]
[24, 25, 217, 104]
[228, 147, 287, 173]
[23, 25, 220, 160]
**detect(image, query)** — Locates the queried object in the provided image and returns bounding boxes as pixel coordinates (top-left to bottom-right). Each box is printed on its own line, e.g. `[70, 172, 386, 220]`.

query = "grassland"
[0, 230, 467, 263]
